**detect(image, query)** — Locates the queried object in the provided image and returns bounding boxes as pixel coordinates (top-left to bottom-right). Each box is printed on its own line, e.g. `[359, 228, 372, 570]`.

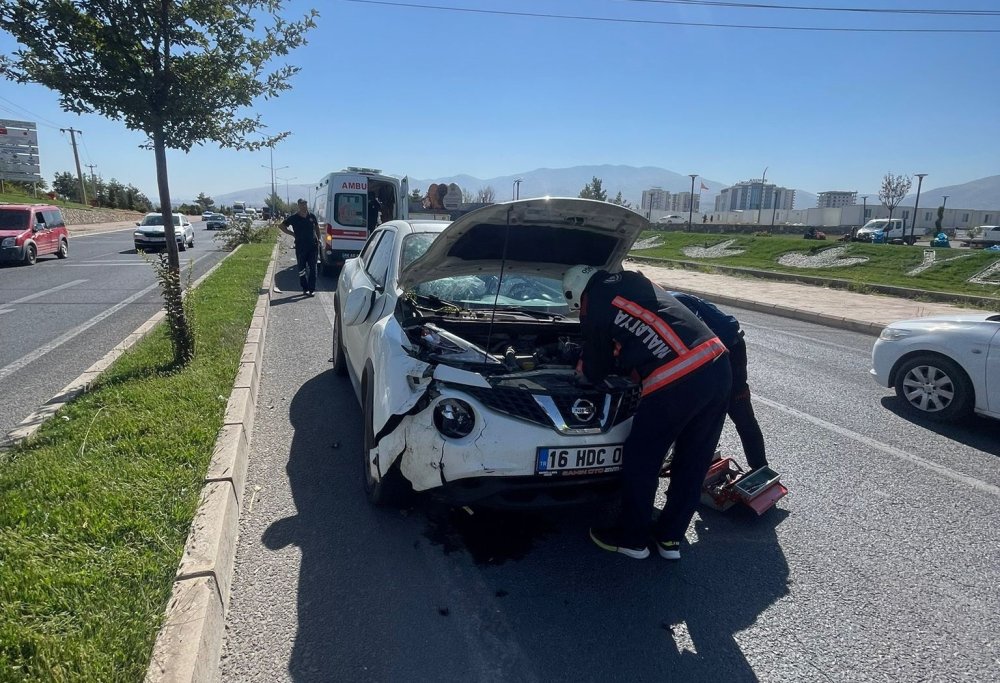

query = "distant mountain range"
[195, 167, 999, 212]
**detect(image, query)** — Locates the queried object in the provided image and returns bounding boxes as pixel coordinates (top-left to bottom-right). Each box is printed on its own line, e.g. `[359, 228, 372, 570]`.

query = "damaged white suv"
[332, 198, 647, 507]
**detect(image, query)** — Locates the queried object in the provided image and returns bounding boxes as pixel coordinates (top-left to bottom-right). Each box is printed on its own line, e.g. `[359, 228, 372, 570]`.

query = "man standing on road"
[279, 199, 321, 297]
[670, 291, 768, 472]
[563, 265, 732, 560]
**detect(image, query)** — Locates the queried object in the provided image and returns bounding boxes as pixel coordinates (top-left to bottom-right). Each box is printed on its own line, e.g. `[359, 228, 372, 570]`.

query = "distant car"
[0, 203, 70, 266]
[205, 213, 229, 230]
[333, 198, 645, 507]
[853, 218, 918, 245]
[201, 211, 214, 220]
[871, 314, 1000, 422]
[233, 212, 249, 222]
[134, 212, 195, 252]
[656, 215, 685, 226]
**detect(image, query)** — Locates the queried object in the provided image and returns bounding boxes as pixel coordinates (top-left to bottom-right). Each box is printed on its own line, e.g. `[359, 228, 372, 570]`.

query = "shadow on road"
[264, 369, 791, 681]
[879, 396, 1000, 456]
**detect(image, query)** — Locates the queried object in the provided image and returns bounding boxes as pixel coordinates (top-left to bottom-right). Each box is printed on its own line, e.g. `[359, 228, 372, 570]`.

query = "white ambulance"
[313, 167, 409, 276]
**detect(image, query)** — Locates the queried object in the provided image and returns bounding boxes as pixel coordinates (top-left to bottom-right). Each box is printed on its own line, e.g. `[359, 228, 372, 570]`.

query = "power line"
[621, 1, 1000, 17]
[0, 95, 62, 129]
[343, 0, 1000, 32]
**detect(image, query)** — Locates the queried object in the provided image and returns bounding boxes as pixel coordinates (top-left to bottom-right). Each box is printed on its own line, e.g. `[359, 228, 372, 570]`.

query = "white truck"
[961, 225, 1000, 249]
[853, 218, 918, 245]
[313, 167, 408, 276]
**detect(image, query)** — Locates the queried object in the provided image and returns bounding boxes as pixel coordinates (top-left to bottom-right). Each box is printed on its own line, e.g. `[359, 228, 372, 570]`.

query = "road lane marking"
[741, 321, 867, 355]
[0, 254, 212, 383]
[0, 279, 88, 313]
[755, 395, 1000, 497]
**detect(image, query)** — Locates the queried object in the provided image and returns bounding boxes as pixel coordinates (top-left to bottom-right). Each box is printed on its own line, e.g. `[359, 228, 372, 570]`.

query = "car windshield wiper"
[408, 291, 467, 313]
[488, 305, 568, 320]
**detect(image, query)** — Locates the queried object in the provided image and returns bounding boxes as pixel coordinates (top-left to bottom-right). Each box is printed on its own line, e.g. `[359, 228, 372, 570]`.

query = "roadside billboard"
[0, 119, 43, 183]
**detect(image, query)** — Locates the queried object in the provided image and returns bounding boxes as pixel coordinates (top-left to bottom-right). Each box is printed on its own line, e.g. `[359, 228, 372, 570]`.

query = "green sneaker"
[589, 527, 650, 559]
[656, 540, 681, 560]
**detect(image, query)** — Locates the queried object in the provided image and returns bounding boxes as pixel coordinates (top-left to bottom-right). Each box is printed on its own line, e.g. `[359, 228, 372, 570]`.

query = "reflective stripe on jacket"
[580, 270, 727, 396]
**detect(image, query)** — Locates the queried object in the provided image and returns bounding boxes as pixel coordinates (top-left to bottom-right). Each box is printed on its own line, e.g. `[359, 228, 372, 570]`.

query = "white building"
[641, 187, 670, 213]
[714, 179, 795, 213]
[669, 192, 700, 213]
[817, 191, 857, 208]
[706, 203, 998, 231]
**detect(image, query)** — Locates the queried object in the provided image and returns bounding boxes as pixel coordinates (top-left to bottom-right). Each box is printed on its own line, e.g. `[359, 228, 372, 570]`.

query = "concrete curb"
[145, 242, 278, 683]
[1, 247, 239, 451]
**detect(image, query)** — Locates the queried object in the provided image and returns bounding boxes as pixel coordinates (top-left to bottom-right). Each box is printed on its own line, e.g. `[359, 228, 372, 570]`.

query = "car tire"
[893, 354, 974, 422]
[332, 295, 348, 377]
[178, 239, 186, 252]
[362, 373, 412, 507]
[24, 243, 36, 265]
[56, 238, 68, 259]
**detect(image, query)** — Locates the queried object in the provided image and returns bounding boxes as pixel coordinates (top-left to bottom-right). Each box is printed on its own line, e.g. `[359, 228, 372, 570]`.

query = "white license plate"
[536, 445, 623, 476]
[342, 252, 359, 259]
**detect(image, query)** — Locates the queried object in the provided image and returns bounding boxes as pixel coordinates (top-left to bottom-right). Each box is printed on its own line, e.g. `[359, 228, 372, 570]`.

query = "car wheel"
[332, 295, 348, 377]
[24, 243, 36, 265]
[893, 354, 973, 422]
[178, 239, 186, 252]
[56, 238, 68, 259]
[362, 373, 412, 507]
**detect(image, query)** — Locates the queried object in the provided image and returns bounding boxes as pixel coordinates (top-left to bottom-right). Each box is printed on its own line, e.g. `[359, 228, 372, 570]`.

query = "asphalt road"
[0, 221, 228, 437]
[220, 243, 999, 682]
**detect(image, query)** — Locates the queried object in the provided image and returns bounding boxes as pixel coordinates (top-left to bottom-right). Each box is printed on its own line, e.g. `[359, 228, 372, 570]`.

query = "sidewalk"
[631, 262, 996, 336]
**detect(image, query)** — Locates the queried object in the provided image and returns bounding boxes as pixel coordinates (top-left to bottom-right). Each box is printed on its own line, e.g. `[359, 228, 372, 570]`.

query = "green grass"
[0, 187, 93, 210]
[631, 231, 1000, 300]
[0, 240, 275, 681]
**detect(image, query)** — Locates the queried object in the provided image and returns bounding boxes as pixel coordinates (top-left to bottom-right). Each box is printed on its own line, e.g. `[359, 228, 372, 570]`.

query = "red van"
[0, 204, 70, 265]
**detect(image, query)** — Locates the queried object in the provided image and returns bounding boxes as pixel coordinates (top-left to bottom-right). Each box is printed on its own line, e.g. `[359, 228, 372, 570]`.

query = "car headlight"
[133, 231, 142, 238]
[879, 327, 913, 341]
[433, 398, 476, 438]
[1, 237, 14, 247]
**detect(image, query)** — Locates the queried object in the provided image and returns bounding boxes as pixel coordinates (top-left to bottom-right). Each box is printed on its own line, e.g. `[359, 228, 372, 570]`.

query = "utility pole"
[911, 173, 927, 245]
[756, 166, 768, 225]
[85, 164, 98, 206]
[60, 127, 87, 205]
[688, 174, 697, 229]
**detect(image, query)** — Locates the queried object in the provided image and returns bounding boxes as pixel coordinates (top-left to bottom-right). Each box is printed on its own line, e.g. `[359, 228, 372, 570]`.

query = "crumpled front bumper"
[387, 383, 633, 506]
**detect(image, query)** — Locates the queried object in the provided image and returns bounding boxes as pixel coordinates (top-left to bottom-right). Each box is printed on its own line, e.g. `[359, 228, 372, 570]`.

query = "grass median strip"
[632, 232, 1000, 300]
[0, 240, 275, 680]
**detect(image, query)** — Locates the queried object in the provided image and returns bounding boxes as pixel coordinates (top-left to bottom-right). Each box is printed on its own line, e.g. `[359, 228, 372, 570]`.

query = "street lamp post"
[911, 173, 927, 244]
[278, 176, 297, 207]
[757, 166, 768, 225]
[861, 195, 868, 233]
[688, 174, 697, 229]
[512, 178, 522, 201]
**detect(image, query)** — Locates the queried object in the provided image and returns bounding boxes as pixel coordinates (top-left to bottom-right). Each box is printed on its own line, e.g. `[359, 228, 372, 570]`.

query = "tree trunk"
[153, 127, 195, 364]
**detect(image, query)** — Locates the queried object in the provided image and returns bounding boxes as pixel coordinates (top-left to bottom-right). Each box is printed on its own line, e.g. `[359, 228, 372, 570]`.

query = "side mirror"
[33, 222, 44, 232]
[135, 221, 141, 226]
[342, 285, 375, 326]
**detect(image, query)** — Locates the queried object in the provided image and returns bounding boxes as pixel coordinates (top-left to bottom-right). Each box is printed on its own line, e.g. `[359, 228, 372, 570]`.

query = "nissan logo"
[570, 398, 597, 422]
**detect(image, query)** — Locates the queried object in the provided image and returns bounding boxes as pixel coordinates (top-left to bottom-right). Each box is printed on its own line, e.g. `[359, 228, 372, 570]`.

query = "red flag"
[700, 182, 709, 192]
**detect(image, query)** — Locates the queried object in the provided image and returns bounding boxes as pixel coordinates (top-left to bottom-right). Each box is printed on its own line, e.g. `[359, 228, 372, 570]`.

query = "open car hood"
[398, 198, 648, 289]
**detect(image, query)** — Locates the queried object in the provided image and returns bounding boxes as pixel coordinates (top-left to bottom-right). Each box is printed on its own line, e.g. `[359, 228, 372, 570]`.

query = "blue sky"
[1, 0, 998, 201]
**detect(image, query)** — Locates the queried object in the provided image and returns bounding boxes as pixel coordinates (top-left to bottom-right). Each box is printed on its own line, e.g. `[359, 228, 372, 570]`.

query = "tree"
[878, 173, 912, 233]
[476, 186, 496, 203]
[52, 171, 78, 201]
[578, 176, 607, 202]
[0, 1, 318, 364]
[410, 188, 422, 201]
[935, 205, 944, 232]
[195, 192, 214, 211]
[611, 191, 632, 209]
[461, 187, 475, 204]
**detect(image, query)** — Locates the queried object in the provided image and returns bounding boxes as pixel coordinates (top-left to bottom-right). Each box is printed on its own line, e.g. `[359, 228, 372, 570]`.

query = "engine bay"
[404, 319, 584, 375]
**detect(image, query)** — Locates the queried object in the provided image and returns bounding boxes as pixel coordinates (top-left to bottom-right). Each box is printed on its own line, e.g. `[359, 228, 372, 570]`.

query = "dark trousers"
[295, 243, 317, 293]
[727, 337, 768, 470]
[620, 354, 732, 546]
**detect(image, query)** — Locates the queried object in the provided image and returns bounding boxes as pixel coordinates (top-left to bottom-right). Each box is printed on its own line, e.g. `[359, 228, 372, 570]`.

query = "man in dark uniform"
[670, 291, 768, 472]
[279, 199, 321, 296]
[562, 265, 732, 560]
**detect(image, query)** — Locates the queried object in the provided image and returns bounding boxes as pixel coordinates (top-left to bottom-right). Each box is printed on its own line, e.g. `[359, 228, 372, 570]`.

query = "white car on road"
[133, 213, 195, 252]
[871, 313, 1000, 422]
[332, 198, 646, 507]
